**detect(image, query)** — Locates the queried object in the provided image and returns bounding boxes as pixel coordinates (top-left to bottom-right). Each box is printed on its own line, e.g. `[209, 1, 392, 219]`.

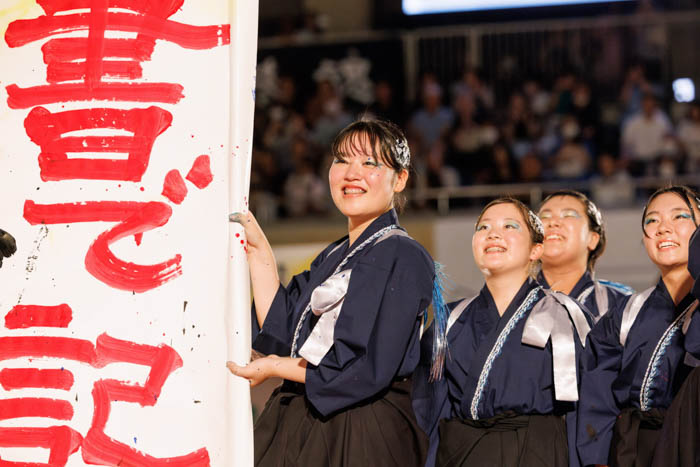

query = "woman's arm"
[227, 355, 307, 387]
[230, 211, 280, 327]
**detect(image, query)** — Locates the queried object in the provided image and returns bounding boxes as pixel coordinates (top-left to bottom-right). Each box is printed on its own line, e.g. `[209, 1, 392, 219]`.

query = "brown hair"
[331, 118, 410, 211]
[540, 190, 606, 271]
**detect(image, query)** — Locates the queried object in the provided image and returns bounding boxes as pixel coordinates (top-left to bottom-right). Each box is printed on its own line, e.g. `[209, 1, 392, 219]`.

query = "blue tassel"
[430, 262, 451, 381]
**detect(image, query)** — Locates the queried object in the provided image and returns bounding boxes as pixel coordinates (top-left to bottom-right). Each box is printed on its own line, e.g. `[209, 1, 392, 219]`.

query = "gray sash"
[522, 290, 591, 402]
[682, 299, 700, 367]
[593, 280, 609, 321]
[446, 295, 478, 335]
[298, 228, 409, 365]
[619, 287, 655, 346]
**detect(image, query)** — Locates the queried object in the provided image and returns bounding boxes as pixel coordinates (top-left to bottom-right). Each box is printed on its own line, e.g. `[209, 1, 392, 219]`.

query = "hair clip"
[588, 201, 603, 228]
[394, 137, 410, 168]
[528, 210, 545, 237]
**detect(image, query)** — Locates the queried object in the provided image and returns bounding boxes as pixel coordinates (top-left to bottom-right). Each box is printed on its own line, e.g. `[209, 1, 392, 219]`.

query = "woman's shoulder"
[361, 229, 434, 271]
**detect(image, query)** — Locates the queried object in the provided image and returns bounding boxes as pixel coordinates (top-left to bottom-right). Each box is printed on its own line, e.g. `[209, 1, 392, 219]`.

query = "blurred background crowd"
[249, 0, 700, 220]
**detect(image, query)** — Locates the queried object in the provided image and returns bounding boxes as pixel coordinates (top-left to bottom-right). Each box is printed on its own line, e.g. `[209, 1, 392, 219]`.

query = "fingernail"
[229, 213, 241, 223]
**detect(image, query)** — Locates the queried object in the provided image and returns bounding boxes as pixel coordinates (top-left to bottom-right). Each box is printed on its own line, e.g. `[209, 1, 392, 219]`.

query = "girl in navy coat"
[414, 197, 591, 467]
[576, 186, 700, 467]
[228, 119, 434, 467]
[537, 190, 632, 321]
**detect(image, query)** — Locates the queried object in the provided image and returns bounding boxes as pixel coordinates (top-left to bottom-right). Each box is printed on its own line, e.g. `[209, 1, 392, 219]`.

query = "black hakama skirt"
[651, 367, 700, 467]
[435, 412, 569, 467]
[609, 407, 665, 467]
[253, 378, 427, 467]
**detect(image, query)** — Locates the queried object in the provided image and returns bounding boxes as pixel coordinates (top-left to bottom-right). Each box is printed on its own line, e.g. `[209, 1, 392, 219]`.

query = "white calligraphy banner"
[0, 0, 257, 465]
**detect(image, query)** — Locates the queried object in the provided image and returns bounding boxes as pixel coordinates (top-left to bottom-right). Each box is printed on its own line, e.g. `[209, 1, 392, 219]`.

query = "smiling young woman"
[537, 190, 633, 321]
[576, 186, 700, 467]
[413, 197, 591, 467]
[228, 119, 439, 467]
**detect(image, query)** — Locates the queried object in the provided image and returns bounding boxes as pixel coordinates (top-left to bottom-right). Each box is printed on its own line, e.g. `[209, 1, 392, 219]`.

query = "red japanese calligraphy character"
[24, 201, 181, 292]
[4, 0, 231, 108]
[0, 307, 211, 466]
[0, 426, 83, 467]
[24, 106, 172, 182]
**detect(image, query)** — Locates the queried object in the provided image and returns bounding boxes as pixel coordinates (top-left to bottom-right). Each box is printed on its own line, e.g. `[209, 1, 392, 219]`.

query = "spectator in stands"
[503, 92, 534, 160]
[367, 80, 403, 126]
[590, 153, 636, 208]
[551, 116, 593, 180]
[306, 79, 339, 129]
[523, 79, 551, 117]
[551, 71, 577, 115]
[451, 68, 494, 120]
[620, 63, 653, 123]
[621, 92, 673, 176]
[485, 142, 518, 185]
[250, 148, 284, 222]
[283, 156, 328, 217]
[678, 101, 700, 173]
[425, 139, 459, 189]
[448, 91, 483, 182]
[519, 150, 543, 183]
[571, 81, 599, 144]
[309, 93, 353, 149]
[408, 81, 454, 154]
[262, 105, 308, 176]
[656, 134, 682, 177]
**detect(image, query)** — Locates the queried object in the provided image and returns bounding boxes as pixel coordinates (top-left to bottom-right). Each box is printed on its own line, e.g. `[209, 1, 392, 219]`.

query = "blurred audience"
[621, 92, 673, 175]
[250, 53, 698, 218]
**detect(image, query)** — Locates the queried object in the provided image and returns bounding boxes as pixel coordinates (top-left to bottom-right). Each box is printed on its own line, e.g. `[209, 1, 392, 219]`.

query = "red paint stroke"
[5, 12, 230, 50]
[42, 37, 156, 64]
[0, 334, 179, 373]
[24, 106, 172, 182]
[48, 60, 143, 82]
[0, 336, 97, 364]
[0, 426, 82, 466]
[86, 0, 109, 88]
[186, 155, 213, 189]
[24, 201, 181, 292]
[5, 304, 73, 329]
[162, 169, 187, 204]
[134, 232, 143, 246]
[0, 398, 73, 421]
[0, 330, 205, 465]
[36, 0, 184, 17]
[6, 82, 184, 110]
[82, 380, 210, 467]
[5, 2, 229, 109]
[0, 368, 74, 391]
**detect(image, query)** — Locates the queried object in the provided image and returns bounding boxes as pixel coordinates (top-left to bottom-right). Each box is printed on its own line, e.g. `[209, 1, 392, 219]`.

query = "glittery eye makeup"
[505, 221, 521, 230]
